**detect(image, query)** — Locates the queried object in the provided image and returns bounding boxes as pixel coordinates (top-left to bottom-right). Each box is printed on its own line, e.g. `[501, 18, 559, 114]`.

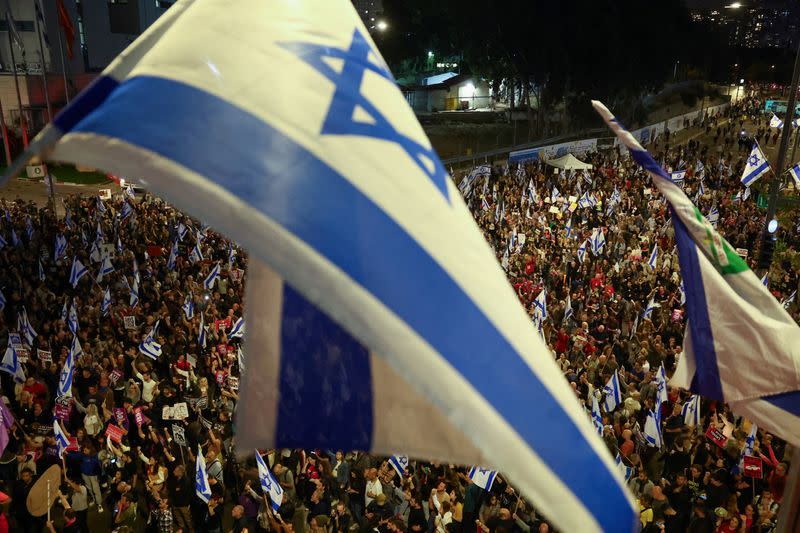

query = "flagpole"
[0, 98, 12, 166]
[6, 30, 28, 148]
[34, 9, 53, 122]
[55, 14, 70, 103]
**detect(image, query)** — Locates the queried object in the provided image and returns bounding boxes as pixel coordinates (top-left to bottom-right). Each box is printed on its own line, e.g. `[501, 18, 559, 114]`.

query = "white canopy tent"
[546, 154, 593, 170]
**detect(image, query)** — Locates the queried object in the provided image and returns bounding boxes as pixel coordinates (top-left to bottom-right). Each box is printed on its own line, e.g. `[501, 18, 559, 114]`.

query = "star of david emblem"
[748, 153, 760, 166]
[280, 29, 450, 201]
[260, 471, 273, 490]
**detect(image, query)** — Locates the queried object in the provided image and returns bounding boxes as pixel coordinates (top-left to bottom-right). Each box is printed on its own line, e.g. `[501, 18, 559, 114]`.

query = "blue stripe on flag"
[763, 390, 800, 416]
[742, 161, 769, 186]
[671, 210, 723, 400]
[63, 75, 632, 530]
[276, 284, 373, 450]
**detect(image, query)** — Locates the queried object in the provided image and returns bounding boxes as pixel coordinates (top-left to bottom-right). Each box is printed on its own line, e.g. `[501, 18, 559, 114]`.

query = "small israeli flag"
[648, 245, 658, 270]
[577, 239, 587, 263]
[602, 370, 622, 412]
[11, 229, 19, 247]
[116, 235, 123, 253]
[615, 454, 634, 482]
[64, 209, 73, 229]
[189, 242, 203, 263]
[70, 335, 84, 360]
[18, 308, 38, 346]
[389, 455, 409, 477]
[551, 186, 561, 203]
[681, 395, 701, 426]
[468, 466, 498, 491]
[67, 303, 79, 334]
[481, 197, 490, 211]
[60, 300, 69, 322]
[198, 313, 207, 349]
[204, 262, 221, 290]
[0, 233, 6, 249]
[643, 409, 662, 448]
[57, 348, 75, 399]
[132, 257, 140, 285]
[741, 143, 770, 187]
[0, 289, 5, 311]
[0, 343, 25, 383]
[96, 195, 107, 213]
[591, 395, 604, 435]
[642, 297, 658, 319]
[591, 228, 605, 256]
[655, 364, 668, 407]
[177, 222, 188, 241]
[182, 293, 194, 319]
[196, 445, 212, 504]
[55, 234, 68, 261]
[255, 450, 284, 510]
[101, 287, 112, 316]
[769, 114, 784, 129]
[54, 421, 70, 457]
[69, 257, 88, 288]
[97, 254, 115, 283]
[782, 290, 796, 309]
[25, 217, 34, 240]
[533, 289, 547, 320]
[129, 277, 139, 307]
[167, 240, 179, 271]
[742, 423, 757, 460]
[227, 242, 236, 268]
[563, 295, 573, 324]
[120, 200, 133, 220]
[679, 281, 686, 305]
[670, 170, 686, 184]
[761, 273, 769, 287]
[789, 163, 800, 189]
[139, 325, 162, 360]
[229, 316, 245, 339]
[565, 217, 573, 238]
[125, 184, 136, 199]
[38, 259, 45, 282]
[707, 206, 719, 228]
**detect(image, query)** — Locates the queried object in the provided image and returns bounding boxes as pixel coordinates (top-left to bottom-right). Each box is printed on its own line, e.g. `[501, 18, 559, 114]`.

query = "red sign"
[214, 317, 232, 332]
[105, 424, 125, 443]
[147, 245, 163, 257]
[705, 425, 728, 448]
[66, 437, 80, 453]
[743, 455, 763, 479]
[109, 369, 124, 385]
[55, 399, 72, 421]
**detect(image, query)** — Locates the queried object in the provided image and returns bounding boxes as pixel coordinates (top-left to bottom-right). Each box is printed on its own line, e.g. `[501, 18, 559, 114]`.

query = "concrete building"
[0, 0, 170, 136]
[402, 73, 491, 114]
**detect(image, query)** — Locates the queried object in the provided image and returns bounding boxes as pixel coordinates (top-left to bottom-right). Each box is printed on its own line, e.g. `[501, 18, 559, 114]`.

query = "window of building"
[0, 20, 35, 32]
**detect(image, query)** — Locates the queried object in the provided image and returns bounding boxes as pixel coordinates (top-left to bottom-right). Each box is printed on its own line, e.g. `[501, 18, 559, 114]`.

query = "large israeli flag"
[57, 348, 75, 399]
[602, 370, 622, 413]
[255, 450, 284, 511]
[594, 100, 800, 447]
[195, 445, 212, 503]
[468, 466, 498, 491]
[0, 3, 636, 531]
[740, 143, 770, 187]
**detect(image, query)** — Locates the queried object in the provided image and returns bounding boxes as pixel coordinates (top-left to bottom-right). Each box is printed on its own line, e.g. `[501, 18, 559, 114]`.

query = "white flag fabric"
[643, 410, 662, 449]
[789, 164, 800, 190]
[591, 396, 603, 435]
[203, 262, 221, 290]
[57, 348, 75, 399]
[0, 342, 25, 383]
[0, 4, 637, 531]
[255, 450, 284, 511]
[229, 316, 245, 339]
[468, 466, 498, 491]
[196, 445, 212, 503]
[594, 100, 800, 446]
[182, 294, 194, 319]
[648, 245, 658, 270]
[69, 257, 88, 288]
[533, 289, 547, 320]
[54, 421, 70, 457]
[70, 335, 84, 360]
[769, 114, 784, 129]
[740, 143, 770, 187]
[681, 395, 701, 426]
[102, 287, 112, 316]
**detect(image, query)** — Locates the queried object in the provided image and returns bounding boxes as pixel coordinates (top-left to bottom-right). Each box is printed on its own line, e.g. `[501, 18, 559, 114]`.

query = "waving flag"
[468, 466, 498, 491]
[563, 295, 574, 324]
[255, 450, 284, 511]
[642, 297, 658, 319]
[182, 293, 194, 319]
[577, 239, 587, 263]
[595, 100, 800, 447]
[102, 287, 112, 316]
[0, 5, 638, 531]
[189, 242, 203, 263]
[198, 313, 207, 349]
[167, 240, 179, 271]
[602, 370, 622, 412]
[741, 423, 757, 462]
[741, 143, 770, 187]
[54, 421, 70, 457]
[565, 217, 573, 238]
[681, 395, 701, 426]
[770, 114, 784, 129]
[655, 364, 668, 407]
[643, 409, 662, 448]
[789, 163, 800, 190]
[648, 245, 658, 270]
[25, 217, 34, 240]
[761, 273, 769, 287]
[195, 446, 212, 503]
[97, 254, 115, 282]
[139, 323, 162, 360]
[120, 200, 133, 220]
[69, 257, 88, 287]
[707, 206, 719, 228]
[615, 454, 634, 482]
[38, 259, 45, 281]
[177, 222, 188, 241]
[0, 343, 25, 383]
[533, 289, 547, 320]
[229, 316, 245, 339]
[203, 262, 220, 290]
[389, 454, 409, 477]
[67, 303, 79, 334]
[57, 348, 75, 399]
[590, 228, 605, 256]
[591, 396, 603, 435]
[129, 277, 139, 307]
[551, 186, 561, 203]
[19, 308, 38, 346]
[70, 335, 84, 360]
[670, 170, 686, 184]
[0, 289, 5, 311]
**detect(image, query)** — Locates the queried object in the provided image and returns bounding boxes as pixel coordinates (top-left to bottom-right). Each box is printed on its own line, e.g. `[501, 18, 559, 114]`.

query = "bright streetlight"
[428, 51, 434, 58]
[376, 20, 388, 31]
[726, 2, 741, 8]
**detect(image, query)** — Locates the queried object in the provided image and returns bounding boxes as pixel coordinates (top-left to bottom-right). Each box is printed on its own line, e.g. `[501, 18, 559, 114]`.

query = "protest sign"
[105, 424, 125, 443]
[172, 423, 187, 446]
[134, 407, 144, 428]
[37, 350, 52, 364]
[705, 425, 728, 448]
[743, 456, 763, 478]
[123, 316, 137, 329]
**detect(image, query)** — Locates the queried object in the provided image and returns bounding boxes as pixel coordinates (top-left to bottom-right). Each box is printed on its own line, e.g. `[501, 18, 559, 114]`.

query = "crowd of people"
[0, 94, 796, 533]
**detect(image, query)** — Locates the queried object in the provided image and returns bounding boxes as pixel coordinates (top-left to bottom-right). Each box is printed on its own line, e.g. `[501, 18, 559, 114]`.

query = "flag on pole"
[563, 295, 574, 324]
[591, 395, 603, 435]
[789, 164, 800, 190]
[57, 347, 75, 399]
[19, 308, 38, 346]
[740, 143, 770, 187]
[468, 466, 498, 491]
[681, 395, 701, 426]
[642, 297, 658, 319]
[0, 6, 639, 531]
[769, 114, 784, 129]
[648, 245, 658, 270]
[70, 335, 84, 360]
[229, 316, 245, 339]
[101, 287, 112, 316]
[196, 446, 212, 503]
[182, 294, 194, 319]
[56, 0, 76, 59]
[189, 242, 203, 263]
[655, 364, 668, 407]
[255, 450, 284, 510]
[551, 186, 561, 203]
[591, 228, 605, 256]
[594, 100, 800, 447]
[97, 254, 114, 282]
[67, 303, 79, 334]
[203, 262, 220, 290]
[54, 421, 70, 457]
[615, 454, 634, 482]
[389, 455, 409, 477]
[782, 290, 796, 309]
[761, 273, 769, 287]
[69, 257, 88, 287]
[602, 370, 622, 412]
[0, 343, 25, 383]
[120, 200, 133, 220]
[565, 217, 573, 238]
[38, 259, 45, 281]
[533, 289, 547, 320]
[139, 324, 162, 360]
[167, 239, 178, 271]
[643, 409, 663, 448]
[129, 277, 139, 307]
[577, 239, 587, 263]
[198, 313, 207, 349]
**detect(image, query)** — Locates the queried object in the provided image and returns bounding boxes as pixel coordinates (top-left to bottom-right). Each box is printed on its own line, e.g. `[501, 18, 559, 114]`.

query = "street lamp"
[726, 2, 741, 8]
[428, 51, 434, 58]
[376, 20, 388, 31]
